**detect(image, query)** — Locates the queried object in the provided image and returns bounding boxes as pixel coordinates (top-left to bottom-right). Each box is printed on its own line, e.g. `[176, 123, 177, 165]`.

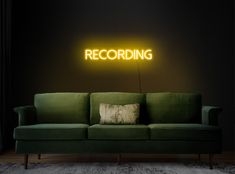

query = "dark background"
[6, 0, 235, 150]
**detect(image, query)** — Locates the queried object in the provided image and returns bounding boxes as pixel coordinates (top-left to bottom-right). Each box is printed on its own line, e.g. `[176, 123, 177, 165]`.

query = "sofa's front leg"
[38, 154, 41, 160]
[198, 154, 201, 161]
[209, 154, 213, 169]
[117, 154, 121, 164]
[24, 154, 28, 169]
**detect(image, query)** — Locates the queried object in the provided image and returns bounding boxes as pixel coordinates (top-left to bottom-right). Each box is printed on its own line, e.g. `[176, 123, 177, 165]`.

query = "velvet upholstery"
[14, 105, 37, 126]
[148, 124, 221, 141]
[13, 92, 222, 159]
[88, 124, 149, 140]
[34, 93, 89, 123]
[146, 92, 201, 123]
[202, 106, 222, 125]
[14, 124, 88, 140]
[15, 140, 221, 154]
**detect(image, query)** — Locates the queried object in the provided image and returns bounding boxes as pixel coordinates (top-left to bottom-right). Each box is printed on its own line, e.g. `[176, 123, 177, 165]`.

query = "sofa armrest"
[202, 106, 222, 126]
[14, 105, 37, 126]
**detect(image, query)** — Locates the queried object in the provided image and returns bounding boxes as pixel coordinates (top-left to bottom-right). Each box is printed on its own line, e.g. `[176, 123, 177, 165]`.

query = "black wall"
[11, 0, 234, 150]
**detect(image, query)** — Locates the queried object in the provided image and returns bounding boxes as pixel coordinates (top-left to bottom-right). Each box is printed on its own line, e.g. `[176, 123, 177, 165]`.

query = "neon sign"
[85, 49, 152, 61]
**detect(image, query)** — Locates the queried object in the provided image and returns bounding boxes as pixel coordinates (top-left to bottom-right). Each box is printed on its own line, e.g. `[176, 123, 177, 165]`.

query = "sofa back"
[90, 92, 146, 125]
[146, 92, 201, 123]
[34, 93, 89, 123]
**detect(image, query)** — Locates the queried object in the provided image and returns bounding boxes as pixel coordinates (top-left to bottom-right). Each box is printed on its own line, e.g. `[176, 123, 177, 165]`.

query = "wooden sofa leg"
[117, 154, 121, 164]
[198, 154, 201, 161]
[209, 154, 213, 169]
[38, 154, 41, 160]
[24, 154, 28, 169]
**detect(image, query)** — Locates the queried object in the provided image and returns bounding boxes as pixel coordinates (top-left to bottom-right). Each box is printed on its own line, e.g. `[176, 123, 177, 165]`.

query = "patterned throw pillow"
[99, 103, 140, 124]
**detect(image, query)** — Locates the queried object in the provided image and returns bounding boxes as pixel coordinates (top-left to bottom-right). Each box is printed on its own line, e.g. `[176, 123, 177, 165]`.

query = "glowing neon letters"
[85, 49, 152, 60]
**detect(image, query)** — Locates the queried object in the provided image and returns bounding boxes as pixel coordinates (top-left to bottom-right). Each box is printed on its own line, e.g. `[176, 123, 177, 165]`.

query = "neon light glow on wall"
[75, 36, 156, 71]
[85, 49, 152, 61]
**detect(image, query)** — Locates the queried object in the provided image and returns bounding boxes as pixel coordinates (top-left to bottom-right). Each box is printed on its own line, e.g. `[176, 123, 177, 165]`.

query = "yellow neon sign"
[85, 49, 152, 61]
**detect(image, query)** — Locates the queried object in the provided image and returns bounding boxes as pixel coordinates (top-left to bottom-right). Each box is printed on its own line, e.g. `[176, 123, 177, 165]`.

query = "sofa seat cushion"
[14, 124, 89, 140]
[149, 124, 221, 141]
[88, 124, 149, 140]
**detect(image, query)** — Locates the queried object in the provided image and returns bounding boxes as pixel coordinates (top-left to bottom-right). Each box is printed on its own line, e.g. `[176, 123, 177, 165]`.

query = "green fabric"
[149, 124, 221, 141]
[90, 92, 146, 125]
[15, 140, 221, 154]
[88, 124, 149, 140]
[146, 93, 201, 123]
[202, 106, 222, 126]
[13, 92, 222, 156]
[34, 93, 89, 123]
[14, 105, 37, 126]
[14, 124, 89, 140]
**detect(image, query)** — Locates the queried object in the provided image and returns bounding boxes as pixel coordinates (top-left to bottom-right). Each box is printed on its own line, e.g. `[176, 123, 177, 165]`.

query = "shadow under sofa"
[13, 92, 222, 169]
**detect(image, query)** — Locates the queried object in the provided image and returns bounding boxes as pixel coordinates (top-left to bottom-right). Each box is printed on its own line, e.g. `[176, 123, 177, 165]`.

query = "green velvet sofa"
[13, 92, 222, 169]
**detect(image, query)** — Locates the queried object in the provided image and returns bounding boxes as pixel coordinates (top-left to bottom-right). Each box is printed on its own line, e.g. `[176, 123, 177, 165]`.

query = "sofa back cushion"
[90, 92, 145, 125]
[146, 92, 201, 123]
[35, 93, 89, 123]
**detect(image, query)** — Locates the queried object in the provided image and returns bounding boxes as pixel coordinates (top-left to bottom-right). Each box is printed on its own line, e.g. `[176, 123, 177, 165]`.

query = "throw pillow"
[99, 103, 140, 124]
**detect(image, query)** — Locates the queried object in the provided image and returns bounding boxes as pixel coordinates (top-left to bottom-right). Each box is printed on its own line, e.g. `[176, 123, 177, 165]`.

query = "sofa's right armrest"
[202, 106, 222, 126]
[14, 105, 37, 126]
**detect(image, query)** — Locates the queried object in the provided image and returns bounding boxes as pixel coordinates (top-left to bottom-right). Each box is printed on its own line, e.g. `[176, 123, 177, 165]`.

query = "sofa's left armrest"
[202, 106, 222, 126]
[14, 105, 37, 126]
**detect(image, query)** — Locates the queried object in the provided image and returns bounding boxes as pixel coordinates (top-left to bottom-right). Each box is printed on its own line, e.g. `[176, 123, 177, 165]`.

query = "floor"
[0, 150, 234, 165]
